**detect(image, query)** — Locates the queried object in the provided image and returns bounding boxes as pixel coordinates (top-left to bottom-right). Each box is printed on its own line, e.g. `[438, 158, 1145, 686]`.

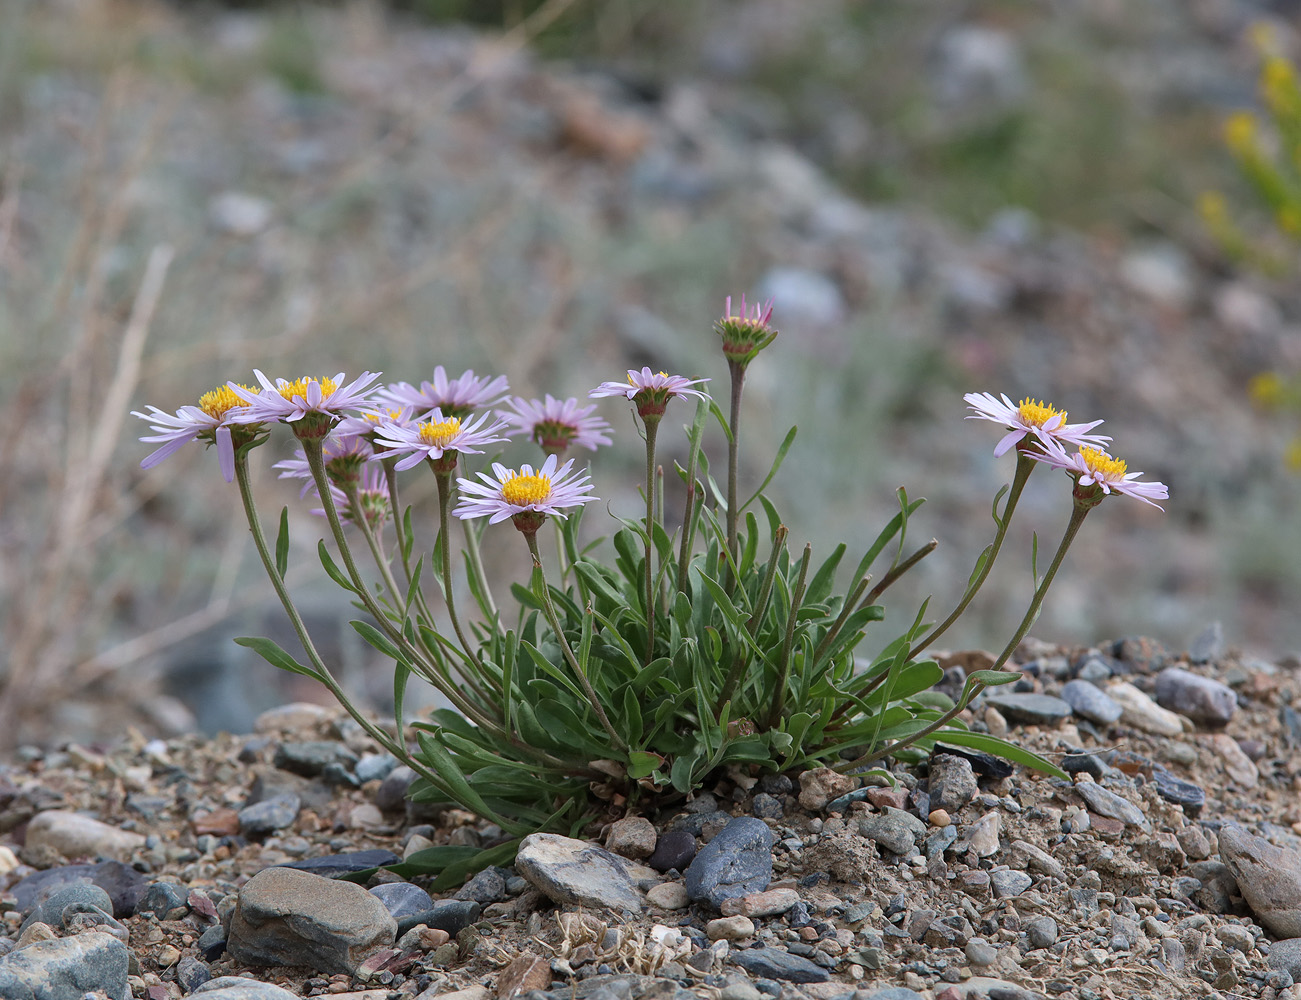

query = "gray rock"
[990, 869, 1033, 899]
[647, 829, 696, 873]
[423, 899, 481, 936]
[756, 268, 845, 332]
[1025, 916, 1058, 949]
[984, 692, 1073, 726]
[1188, 861, 1239, 913]
[135, 881, 189, 919]
[177, 955, 212, 992]
[9, 862, 147, 920]
[237, 793, 300, 837]
[1159, 937, 1186, 973]
[728, 946, 830, 983]
[354, 753, 398, 784]
[1269, 938, 1301, 979]
[368, 882, 434, 925]
[517, 833, 657, 912]
[375, 765, 416, 813]
[279, 849, 399, 878]
[857, 809, 926, 856]
[192, 977, 301, 999]
[1219, 825, 1301, 937]
[965, 939, 998, 967]
[1154, 667, 1236, 726]
[0, 930, 128, 1000]
[928, 754, 978, 813]
[1074, 782, 1149, 829]
[684, 817, 775, 909]
[22, 811, 145, 863]
[273, 741, 359, 778]
[457, 866, 507, 904]
[1060, 679, 1122, 725]
[1189, 622, 1226, 664]
[20, 883, 113, 933]
[860, 990, 925, 1000]
[934, 26, 1026, 111]
[226, 867, 396, 973]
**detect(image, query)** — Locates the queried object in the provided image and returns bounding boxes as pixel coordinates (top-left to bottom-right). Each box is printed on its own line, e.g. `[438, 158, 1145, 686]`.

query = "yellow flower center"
[418, 418, 461, 447]
[1080, 447, 1127, 479]
[365, 408, 406, 424]
[1016, 398, 1065, 428]
[278, 376, 338, 402]
[628, 371, 668, 384]
[199, 384, 253, 419]
[501, 471, 552, 506]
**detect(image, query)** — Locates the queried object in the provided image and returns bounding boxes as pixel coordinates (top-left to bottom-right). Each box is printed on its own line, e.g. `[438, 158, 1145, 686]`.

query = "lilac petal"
[217, 425, 236, 483]
[140, 436, 193, 470]
[993, 429, 1024, 457]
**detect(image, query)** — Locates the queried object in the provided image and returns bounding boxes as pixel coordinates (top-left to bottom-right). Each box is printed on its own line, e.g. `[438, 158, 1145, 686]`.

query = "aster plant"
[133, 301, 1168, 887]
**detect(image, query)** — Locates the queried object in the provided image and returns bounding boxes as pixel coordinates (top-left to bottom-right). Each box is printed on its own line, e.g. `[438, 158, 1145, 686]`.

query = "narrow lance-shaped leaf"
[275, 507, 290, 580]
[235, 636, 322, 681]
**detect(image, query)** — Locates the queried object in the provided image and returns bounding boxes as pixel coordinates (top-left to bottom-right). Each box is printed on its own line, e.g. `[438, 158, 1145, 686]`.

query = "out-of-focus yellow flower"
[1226, 112, 1259, 156]
[1285, 437, 1301, 472]
[1250, 371, 1286, 408]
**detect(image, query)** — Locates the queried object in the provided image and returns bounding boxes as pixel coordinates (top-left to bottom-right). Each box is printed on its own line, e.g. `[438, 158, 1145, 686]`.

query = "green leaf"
[930, 729, 1069, 779]
[275, 507, 290, 580]
[621, 686, 644, 747]
[350, 619, 405, 664]
[401, 505, 416, 564]
[805, 544, 846, 605]
[393, 657, 410, 738]
[235, 635, 321, 680]
[740, 425, 797, 513]
[413, 732, 517, 833]
[627, 750, 664, 780]
[404, 558, 424, 616]
[317, 540, 359, 594]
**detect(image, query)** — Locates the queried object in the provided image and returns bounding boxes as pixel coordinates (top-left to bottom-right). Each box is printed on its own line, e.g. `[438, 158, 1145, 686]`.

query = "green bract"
[141, 304, 1174, 886]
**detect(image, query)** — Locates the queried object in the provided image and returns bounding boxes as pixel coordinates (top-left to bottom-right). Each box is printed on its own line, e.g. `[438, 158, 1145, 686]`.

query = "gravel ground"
[5, 631, 1301, 1000]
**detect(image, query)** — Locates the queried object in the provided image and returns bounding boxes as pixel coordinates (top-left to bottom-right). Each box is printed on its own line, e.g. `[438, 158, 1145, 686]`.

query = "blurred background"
[3, 0, 1299, 749]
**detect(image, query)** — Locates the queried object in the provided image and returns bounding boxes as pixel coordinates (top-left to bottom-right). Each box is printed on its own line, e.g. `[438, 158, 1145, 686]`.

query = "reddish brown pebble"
[936, 988, 963, 1000]
[496, 952, 551, 999]
[865, 787, 908, 810]
[191, 809, 240, 837]
[1090, 814, 1126, 838]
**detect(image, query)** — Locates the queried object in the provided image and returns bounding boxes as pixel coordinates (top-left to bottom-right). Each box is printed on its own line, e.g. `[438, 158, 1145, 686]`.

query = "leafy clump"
[133, 298, 1167, 883]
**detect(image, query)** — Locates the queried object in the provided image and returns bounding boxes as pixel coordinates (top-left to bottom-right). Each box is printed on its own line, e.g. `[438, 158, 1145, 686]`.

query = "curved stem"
[912, 450, 1037, 657]
[524, 530, 627, 752]
[766, 543, 811, 730]
[840, 502, 1092, 772]
[302, 441, 503, 734]
[642, 418, 660, 665]
[234, 449, 406, 762]
[724, 359, 744, 594]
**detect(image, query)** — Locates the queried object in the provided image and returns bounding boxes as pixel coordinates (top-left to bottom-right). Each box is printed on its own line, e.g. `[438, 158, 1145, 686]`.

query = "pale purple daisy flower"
[372, 408, 510, 472]
[273, 433, 374, 498]
[453, 453, 598, 526]
[964, 392, 1110, 458]
[377, 367, 511, 421]
[499, 394, 613, 455]
[133, 383, 260, 483]
[590, 367, 711, 422]
[227, 370, 382, 436]
[1030, 438, 1169, 510]
[334, 404, 419, 442]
